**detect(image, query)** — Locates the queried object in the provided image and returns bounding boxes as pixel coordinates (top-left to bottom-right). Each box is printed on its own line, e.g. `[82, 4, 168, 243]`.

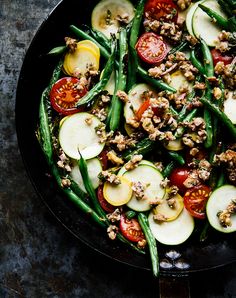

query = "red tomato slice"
[184, 185, 211, 219]
[136, 99, 160, 120]
[97, 185, 115, 213]
[211, 49, 233, 66]
[136, 32, 168, 65]
[145, 0, 178, 22]
[119, 214, 145, 242]
[50, 77, 87, 115]
[169, 167, 191, 195]
[99, 149, 109, 170]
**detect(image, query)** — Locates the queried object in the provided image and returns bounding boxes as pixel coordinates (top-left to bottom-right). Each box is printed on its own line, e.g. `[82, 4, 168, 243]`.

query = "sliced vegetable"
[123, 165, 165, 211]
[186, 1, 202, 36]
[103, 176, 132, 206]
[184, 185, 211, 219]
[211, 49, 233, 66]
[124, 83, 157, 122]
[164, 139, 184, 151]
[153, 191, 184, 221]
[91, 0, 135, 38]
[169, 167, 191, 195]
[50, 77, 87, 115]
[63, 44, 100, 76]
[70, 158, 102, 192]
[136, 32, 168, 65]
[169, 70, 193, 91]
[145, 0, 178, 22]
[120, 214, 145, 242]
[224, 91, 236, 125]
[206, 185, 236, 233]
[59, 112, 105, 160]
[97, 185, 116, 213]
[118, 159, 156, 176]
[148, 207, 194, 245]
[192, 0, 227, 46]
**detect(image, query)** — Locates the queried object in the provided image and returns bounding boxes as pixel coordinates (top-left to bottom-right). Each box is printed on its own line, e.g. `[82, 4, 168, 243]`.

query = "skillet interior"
[15, 0, 236, 276]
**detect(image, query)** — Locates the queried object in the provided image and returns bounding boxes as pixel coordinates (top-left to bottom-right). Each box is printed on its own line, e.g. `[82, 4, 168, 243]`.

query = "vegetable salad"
[37, 0, 236, 276]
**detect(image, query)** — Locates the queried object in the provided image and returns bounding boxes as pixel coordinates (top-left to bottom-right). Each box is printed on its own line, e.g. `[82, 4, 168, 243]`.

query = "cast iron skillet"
[16, 0, 236, 289]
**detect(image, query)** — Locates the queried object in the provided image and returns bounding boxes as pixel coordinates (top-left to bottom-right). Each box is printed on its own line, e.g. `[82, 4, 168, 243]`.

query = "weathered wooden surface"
[1, 0, 236, 297]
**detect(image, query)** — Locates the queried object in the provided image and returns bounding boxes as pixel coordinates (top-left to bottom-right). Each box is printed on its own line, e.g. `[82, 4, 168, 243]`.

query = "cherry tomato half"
[119, 214, 145, 242]
[211, 49, 233, 66]
[136, 32, 168, 65]
[99, 149, 109, 170]
[145, 0, 178, 22]
[97, 185, 115, 213]
[50, 77, 87, 115]
[183, 185, 211, 219]
[169, 167, 191, 195]
[136, 99, 161, 120]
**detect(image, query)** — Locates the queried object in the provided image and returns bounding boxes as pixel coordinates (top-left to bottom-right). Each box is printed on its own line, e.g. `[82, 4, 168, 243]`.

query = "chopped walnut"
[61, 177, 71, 188]
[92, 108, 107, 122]
[101, 94, 111, 103]
[160, 178, 170, 188]
[125, 154, 143, 171]
[57, 149, 71, 172]
[137, 239, 147, 249]
[106, 208, 121, 223]
[107, 150, 124, 166]
[99, 170, 121, 185]
[175, 0, 191, 10]
[107, 225, 118, 240]
[214, 150, 236, 184]
[183, 170, 200, 188]
[213, 87, 222, 100]
[132, 181, 146, 200]
[198, 159, 211, 181]
[116, 90, 129, 103]
[65, 37, 77, 53]
[217, 199, 236, 228]
[109, 132, 137, 151]
[153, 213, 168, 222]
[85, 115, 93, 126]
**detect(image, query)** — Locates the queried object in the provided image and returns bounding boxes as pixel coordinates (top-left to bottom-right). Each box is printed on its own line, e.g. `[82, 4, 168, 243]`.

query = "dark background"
[1, 0, 236, 296]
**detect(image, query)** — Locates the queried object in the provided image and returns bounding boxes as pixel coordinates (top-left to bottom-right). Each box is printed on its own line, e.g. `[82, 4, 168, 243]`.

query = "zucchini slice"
[59, 112, 105, 160]
[169, 70, 193, 91]
[192, 0, 226, 47]
[118, 160, 156, 176]
[63, 44, 100, 76]
[122, 164, 165, 211]
[224, 91, 236, 125]
[206, 185, 236, 233]
[153, 192, 184, 222]
[70, 158, 102, 192]
[103, 176, 132, 206]
[124, 83, 157, 122]
[148, 208, 194, 245]
[91, 0, 135, 38]
[186, 1, 202, 36]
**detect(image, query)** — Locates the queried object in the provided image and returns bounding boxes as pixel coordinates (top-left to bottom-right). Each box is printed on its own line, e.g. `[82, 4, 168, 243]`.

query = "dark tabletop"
[1, 0, 236, 297]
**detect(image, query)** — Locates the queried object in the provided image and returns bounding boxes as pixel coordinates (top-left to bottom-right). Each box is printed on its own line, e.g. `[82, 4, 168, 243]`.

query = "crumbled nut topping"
[107, 225, 118, 240]
[125, 154, 143, 171]
[132, 181, 146, 200]
[107, 150, 124, 166]
[106, 208, 121, 223]
[217, 199, 236, 228]
[99, 170, 121, 185]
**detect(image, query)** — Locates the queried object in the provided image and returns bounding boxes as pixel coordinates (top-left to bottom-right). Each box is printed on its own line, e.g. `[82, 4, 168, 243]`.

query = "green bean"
[76, 39, 116, 108]
[47, 46, 67, 56]
[199, 4, 229, 30]
[70, 24, 110, 59]
[162, 161, 175, 178]
[167, 151, 185, 165]
[78, 151, 107, 219]
[217, 0, 232, 16]
[123, 138, 155, 161]
[85, 26, 111, 51]
[204, 108, 213, 148]
[216, 171, 226, 188]
[125, 210, 137, 219]
[190, 49, 206, 75]
[109, 28, 127, 131]
[200, 222, 210, 242]
[200, 38, 214, 78]
[138, 213, 159, 277]
[70, 179, 89, 203]
[168, 41, 188, 55]
[200, 97, 236, 140]
[169, 106, 178, 117]
[137, 66, 176, 93]
[175, 108, 198, 138]
[106, 70, 118, 129]
[127, 0, 146, 90]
